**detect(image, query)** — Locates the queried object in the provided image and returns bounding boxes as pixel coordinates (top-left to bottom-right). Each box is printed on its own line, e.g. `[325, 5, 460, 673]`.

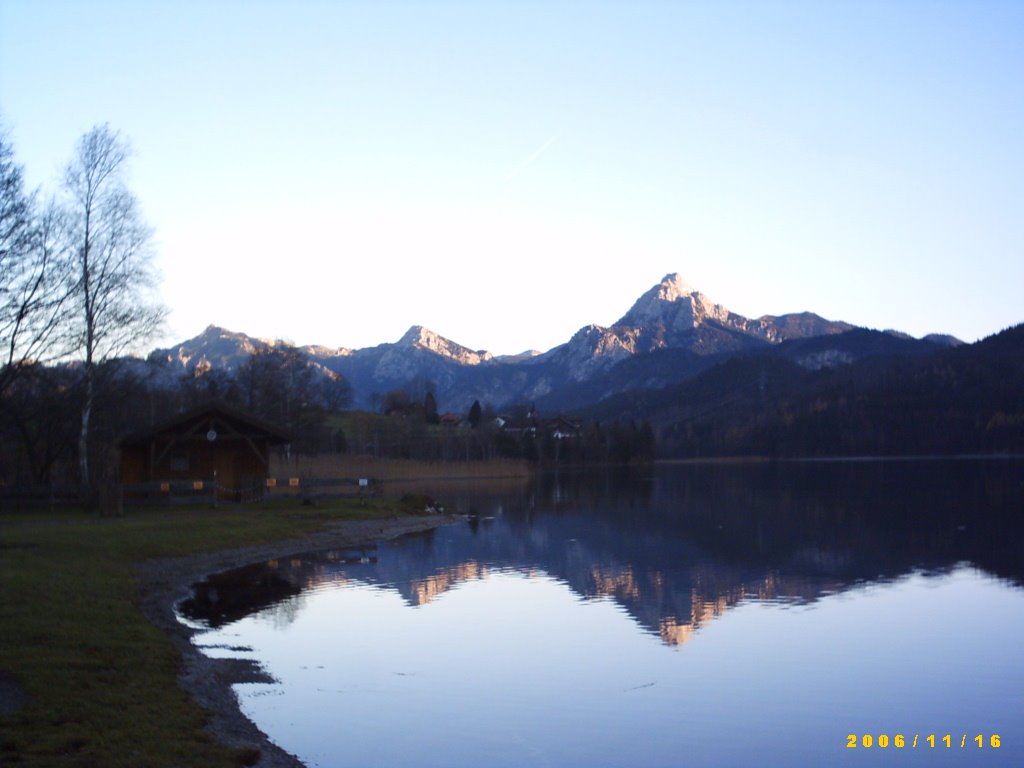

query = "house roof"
[546, 416, 581, 430]
[118, 400, 293, 448]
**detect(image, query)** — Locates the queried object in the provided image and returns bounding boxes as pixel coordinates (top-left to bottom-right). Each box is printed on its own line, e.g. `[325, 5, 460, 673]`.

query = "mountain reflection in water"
[182, 459, 1024, 647]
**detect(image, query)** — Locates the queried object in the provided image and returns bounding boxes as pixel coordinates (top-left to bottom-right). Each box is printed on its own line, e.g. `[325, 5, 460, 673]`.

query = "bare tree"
[0, 130, 72, 398]
[61, 125, 165, 485]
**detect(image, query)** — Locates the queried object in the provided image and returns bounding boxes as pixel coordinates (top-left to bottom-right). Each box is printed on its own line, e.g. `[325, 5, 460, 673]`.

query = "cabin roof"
[118, 401, 292, 448]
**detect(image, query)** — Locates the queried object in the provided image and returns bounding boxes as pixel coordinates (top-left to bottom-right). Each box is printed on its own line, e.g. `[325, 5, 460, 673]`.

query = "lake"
[182, 459, 1024, 767]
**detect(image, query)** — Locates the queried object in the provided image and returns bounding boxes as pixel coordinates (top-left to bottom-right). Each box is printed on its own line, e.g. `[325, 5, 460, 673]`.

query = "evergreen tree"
[424, 391, 439, 424]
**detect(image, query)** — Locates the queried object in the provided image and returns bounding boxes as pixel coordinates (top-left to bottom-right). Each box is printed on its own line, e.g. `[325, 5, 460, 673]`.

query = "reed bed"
[270, 454, 531, 483]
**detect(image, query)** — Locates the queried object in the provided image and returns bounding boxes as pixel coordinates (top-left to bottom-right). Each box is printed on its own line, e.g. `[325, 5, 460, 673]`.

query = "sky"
[1, 0, 1022, 355]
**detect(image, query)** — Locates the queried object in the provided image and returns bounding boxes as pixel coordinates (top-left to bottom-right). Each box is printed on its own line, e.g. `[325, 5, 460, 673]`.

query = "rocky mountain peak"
[397, 325, 434, 347]
[617, 273, 727, 331]
[653, 272, 694, 300]
[196, 324, 245, 343]
[396, 325, 493, 365]
[149, 324, 266, 370]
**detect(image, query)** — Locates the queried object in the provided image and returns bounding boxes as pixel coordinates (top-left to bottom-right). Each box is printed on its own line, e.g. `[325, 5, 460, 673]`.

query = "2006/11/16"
[846, 734, 1002, 748]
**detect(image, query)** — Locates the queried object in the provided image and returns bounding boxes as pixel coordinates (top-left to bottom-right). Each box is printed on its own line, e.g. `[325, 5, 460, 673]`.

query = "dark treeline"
[586, 323, 1024, 459]
[343, 389, 656, 466]
[0, 346, 355, 487]
[0, 350, 657, 488]
[180, 347, 354, 449]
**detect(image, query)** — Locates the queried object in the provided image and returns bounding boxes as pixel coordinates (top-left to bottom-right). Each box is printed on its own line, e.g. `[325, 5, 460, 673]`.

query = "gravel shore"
[134, 514, 457, 768]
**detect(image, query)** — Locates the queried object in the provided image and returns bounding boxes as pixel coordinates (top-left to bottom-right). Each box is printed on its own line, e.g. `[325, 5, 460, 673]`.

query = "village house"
[438, 412, 462, 427]
[545, 416, 582, 440]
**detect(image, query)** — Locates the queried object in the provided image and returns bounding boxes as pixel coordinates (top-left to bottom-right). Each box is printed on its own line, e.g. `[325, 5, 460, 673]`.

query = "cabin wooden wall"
[119, 436, 271, 493]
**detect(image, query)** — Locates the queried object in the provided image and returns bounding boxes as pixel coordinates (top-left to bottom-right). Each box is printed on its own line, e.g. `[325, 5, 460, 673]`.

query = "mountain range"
[146, 273, 962, 415]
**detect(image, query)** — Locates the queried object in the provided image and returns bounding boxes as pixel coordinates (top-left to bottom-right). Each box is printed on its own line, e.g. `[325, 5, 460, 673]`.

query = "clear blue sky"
[2, 0, 1022, 354]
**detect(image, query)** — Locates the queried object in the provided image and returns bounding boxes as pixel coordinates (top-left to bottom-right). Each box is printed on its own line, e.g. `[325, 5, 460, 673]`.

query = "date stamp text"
[846, 734, 1001, 749]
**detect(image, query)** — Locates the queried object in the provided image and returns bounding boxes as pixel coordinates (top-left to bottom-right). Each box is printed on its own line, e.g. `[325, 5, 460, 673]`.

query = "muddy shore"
[134, 514, 457, 768]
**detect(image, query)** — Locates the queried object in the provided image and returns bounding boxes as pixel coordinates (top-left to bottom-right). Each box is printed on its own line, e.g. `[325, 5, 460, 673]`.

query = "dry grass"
[271, 454, 531, 482]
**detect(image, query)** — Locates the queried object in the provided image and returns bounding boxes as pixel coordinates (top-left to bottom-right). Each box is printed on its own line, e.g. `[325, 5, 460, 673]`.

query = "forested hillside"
[582, 324, 1024, 458]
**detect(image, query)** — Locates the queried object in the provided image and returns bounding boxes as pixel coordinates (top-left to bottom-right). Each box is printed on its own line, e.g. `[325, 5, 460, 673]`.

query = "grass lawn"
[0, 499, 398, 767]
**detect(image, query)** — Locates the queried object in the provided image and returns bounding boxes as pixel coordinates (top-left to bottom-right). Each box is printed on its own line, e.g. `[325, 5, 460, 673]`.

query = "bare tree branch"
[60, 124, 166, 485]
[0, 129, 74, 399]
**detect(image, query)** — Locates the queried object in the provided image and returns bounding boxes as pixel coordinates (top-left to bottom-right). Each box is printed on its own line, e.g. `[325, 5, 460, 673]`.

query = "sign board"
[265, 478, 277, 488]
[359, 478, 369, 487]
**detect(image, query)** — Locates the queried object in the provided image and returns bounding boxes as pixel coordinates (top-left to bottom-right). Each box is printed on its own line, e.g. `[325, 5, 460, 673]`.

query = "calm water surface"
[183, 460, 1024, 767]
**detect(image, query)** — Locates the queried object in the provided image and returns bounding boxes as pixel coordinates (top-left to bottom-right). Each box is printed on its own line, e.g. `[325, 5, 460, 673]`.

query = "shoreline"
[134, 513, 458, 768]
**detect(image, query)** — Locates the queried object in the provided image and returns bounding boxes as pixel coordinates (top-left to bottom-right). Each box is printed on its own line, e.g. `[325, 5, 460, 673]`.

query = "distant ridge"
[147, 274, 961, 411]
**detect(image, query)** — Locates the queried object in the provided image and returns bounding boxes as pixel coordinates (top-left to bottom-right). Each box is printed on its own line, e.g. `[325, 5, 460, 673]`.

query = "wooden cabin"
[118, 402, 291, 500]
